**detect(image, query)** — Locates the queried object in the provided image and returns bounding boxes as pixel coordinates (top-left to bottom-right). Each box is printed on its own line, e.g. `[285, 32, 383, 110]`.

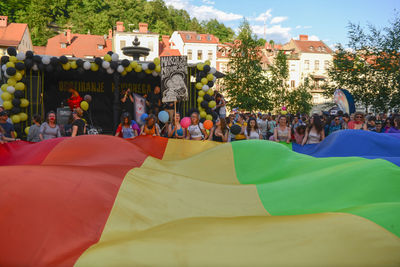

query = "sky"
[164, 0, 400, 48]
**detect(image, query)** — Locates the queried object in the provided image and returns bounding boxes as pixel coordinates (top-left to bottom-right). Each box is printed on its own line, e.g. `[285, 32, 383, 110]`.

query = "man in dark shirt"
[120, 88, 134, 118]
[0, 111, 15, 138]
[146, 86, 162, 115]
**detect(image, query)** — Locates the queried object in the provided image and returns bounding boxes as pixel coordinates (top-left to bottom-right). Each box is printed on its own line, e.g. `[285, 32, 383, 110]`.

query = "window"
[61, 43, 66, 48]
[148, 41, 153, 52]
[97, 45, 104, 50]
[188, 49, 193, 60]
[207, 35, 211, 41]
[321, 46, 326, 52]
[197, 50, 203, 60]
[317, 46, 322, 52]
[304, 60, 309, 70]
[221, 49, 226, 56]
[291, 80, 295, 88]
[196, 35, 201, 41]
[120, 40, 126, 49]
[315, 60, 320, 70]
[186, 34, 191, 40]
[324, 60, 329, 70]
[309, 46, 314, 51]
[208, 50, 212, 60]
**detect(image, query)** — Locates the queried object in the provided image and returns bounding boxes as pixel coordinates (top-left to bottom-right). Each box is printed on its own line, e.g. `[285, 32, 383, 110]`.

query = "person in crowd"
[115, 112, 140, 138]
[141, 114, 160, 136]
[0, 106, 13, 124]
[168, 112, 185, 139]
[293, 125, 306, 144]
[291, 115, 304, 131]
[208, 118, 229, 142]
[329, 116, 342, 134]
[273, 115, 291, 143]
[0, 110, 15, 138]
[164, 102, 175, 123]
[387, 116, 400, 133]
[233, 114, 247, 141]
[146, 86, 162, 115]
[215, 93, 226, 119]
[383, 118, 392, 133]
[39, 111, 62, 140]
[302, 114, 325, 145]
[27, 114, 42, 142]
[342, 113, 350, 129]
[0, 125, 19, 143]
[375, 120, 383, 133]
[71, 108, 86, 137]
[258, 114, 268, 140]
[245, 118, 262, 140]
[267, 114, 276, 139]
[186, 112, 208, 140]
[348, 112, 367, 130]
[366, 116, 377, 132]
[120, 88, 134, 118]
[350, 113, 355, 122]
[321, 114, 330, 137]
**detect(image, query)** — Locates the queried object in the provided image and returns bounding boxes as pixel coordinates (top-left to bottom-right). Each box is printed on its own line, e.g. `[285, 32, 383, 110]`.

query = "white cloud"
[202, 0, 215, 4]
[270, 16, 288, 24]
[303, 26, 312, 29]
[252, 24, 292, 43]
[295, 25, 301, 29]
[165, 0, 242, 22]
[308, 35, 319, 41]
[253, 9, 272, 22]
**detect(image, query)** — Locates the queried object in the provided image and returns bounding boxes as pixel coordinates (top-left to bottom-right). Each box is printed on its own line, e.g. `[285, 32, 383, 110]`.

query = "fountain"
[121, 36, 150, 61]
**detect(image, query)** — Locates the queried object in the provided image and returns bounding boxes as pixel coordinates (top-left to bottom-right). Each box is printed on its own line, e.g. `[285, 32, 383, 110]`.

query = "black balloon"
[33, 55, 42, 63]
[121, 59, 130, 67]
[38, 63, 45, 72]
[196, 76, 202, 83]
[199, 71, 207, 78]
[46, 64, 54, 72]
[148, 62, 156, 70]
[59, 56, 68, 64]
[24, 59, 33, 69]
[15, 62, 25, 70]
[12, 98, 21, 107]
[110, 61, 118, 70]
[11, 107, 21, 115]
[76, 59, 84, 67]
[1, 55, 9, 64]
[25, 50, 34, 59]
[230, 124, 241, 135]
[203, 65, 211, 73]
[203, 94, 212, 102]
[107, 51, 113, 55]
[205, 107, 212, 114]
[50, 57, 59, 65]
[6, 67, 16, 76]
[200, 118, 206, 123]
[7, 47, 17, 56]
[95, 57, 103, 65]
[14, 90, 24, 99]
[200, 101, 209, 109]
[207, 81, 214, 88]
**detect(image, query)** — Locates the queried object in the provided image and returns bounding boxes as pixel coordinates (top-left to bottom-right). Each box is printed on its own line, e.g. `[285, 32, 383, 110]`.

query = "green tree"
[202, 19, 234, 43]
[223, 19, 271, 112]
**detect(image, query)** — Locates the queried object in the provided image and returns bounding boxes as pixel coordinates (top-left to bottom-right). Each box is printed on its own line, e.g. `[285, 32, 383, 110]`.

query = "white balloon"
[16, 52, 26, 61]
[32, 64, 38, 71]
[4, 72, 10, 78]
[202, 85, 209, 92]
[212, 76, 217, 82]
[83, 61, 91, 70]
[111, 53, 119, 61]
[152, 71, 158, 77]
[7, 86, 15, 94]
[117, 65, 124, 73]
[142, 63, 148, 70]
[106, 68, 114, 74]
[102, 61, 110, 69]
[210, 67, 217, 74]
[42, 56, 50, 65]
[2, 64, 7, 72]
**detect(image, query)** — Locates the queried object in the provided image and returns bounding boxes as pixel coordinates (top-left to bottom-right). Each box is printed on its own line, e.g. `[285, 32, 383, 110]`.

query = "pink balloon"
[181, 117, 191, 129]
[282, 106, 287, 111]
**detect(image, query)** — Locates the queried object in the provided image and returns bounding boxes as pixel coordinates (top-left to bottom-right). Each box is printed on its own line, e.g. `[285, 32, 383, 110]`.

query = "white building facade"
[170, 31, 218, 67]
[113, 22, 159, 61]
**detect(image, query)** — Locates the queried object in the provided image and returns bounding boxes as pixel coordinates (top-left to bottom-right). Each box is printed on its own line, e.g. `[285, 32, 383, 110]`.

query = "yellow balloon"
[11, 114, 20, 124]
[80, 100, 89, 111]
[208, 100, 216, 108]
[201, 78, 208, 85]
[7, 78, 17, 86]
[25, 126, 30, 135]
[154, 57, 160, 65]
[197, 96, 204, 103]
[145, 69, 152, 74]
[207, 73, 214, 81]
[206, 114, 213, 121]
[207, 89, 214, 96]
[134, 65, 142, 72]
[197, 63, 204, 71]
[198, 90, 205, 97]
[130, 61, 138, 68]
[3, 100, 12, 110]
[199, 107, 205, 112]
[200, 111, 207, 118]
[9, 56, 17, 63]
[6, 62, 15, 68]
[70, 61, 78, 69]
[195, 83, 203, 90]
[19, 112, 28, 121]
[90, 63, 99, 71]
[18, 70, 25, 76]
[62, 63, 71, 71]
[1, 84, 8, 92]
[155, 65, 161, 73]
[104, 54, 112, 62]
[125, 65, 132, 72]
[20, 98, 29, 108]
[15, 82, 25, 90]
[204, 60, 211, 65]
[281, 110, 288, 115]
[1, 92, 12, 101]
[121, 70, 127, 76]
[14, 72, 22, 81]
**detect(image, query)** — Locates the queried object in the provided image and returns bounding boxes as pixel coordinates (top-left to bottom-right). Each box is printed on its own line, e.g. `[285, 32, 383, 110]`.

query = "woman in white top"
[273, 115, 291, 143]
[186, 112, 208, 140]
[302, 114, 325, 145]
[245, 118, 262, 140]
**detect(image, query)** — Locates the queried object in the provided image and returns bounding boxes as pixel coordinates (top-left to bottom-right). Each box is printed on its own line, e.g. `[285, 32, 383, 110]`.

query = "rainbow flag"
[0, 131, 399, 266]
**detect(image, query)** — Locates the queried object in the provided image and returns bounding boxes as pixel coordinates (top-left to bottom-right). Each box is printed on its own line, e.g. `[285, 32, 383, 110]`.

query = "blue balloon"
[158, 110, 169, 123]
[140, 113, 148, 123]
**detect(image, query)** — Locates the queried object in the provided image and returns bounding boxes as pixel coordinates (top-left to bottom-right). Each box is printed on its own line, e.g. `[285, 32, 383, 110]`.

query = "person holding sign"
[146, 86, 162, 115]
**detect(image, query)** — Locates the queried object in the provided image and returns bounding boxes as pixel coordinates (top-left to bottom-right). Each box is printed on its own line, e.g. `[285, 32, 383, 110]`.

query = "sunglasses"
[334, 119, 339, 121]
[356, 116, 362, 118]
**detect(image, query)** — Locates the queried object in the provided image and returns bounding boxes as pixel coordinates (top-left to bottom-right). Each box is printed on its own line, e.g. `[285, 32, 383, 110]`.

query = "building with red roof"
[0, 16, 33, 55]
[44, 29, 112, 58]
[159, 35, 181, 57]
